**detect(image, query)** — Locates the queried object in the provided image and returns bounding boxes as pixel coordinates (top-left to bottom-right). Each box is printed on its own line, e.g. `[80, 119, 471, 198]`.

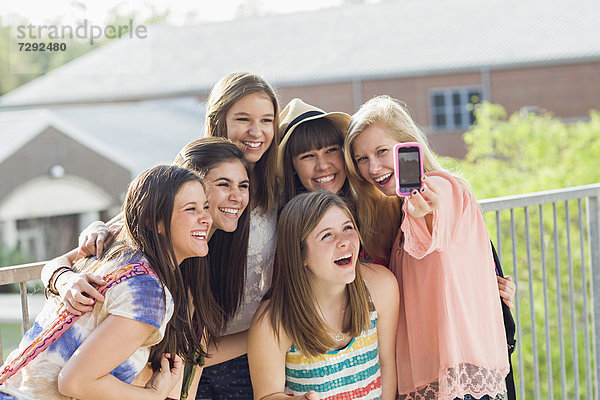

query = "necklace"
[334, 306, 346, 342]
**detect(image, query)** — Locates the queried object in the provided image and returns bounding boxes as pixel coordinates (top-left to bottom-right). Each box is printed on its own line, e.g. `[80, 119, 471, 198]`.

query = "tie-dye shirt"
[284, 308, 381, 400]
[0, 253, 173, 400]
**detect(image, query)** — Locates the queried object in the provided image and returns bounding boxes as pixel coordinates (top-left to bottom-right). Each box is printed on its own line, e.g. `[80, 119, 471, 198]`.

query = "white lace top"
[224, 205, 277, 335]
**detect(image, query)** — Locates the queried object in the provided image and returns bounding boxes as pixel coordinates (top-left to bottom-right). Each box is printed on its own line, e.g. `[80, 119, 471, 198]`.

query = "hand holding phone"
[393, 142, 423, 197]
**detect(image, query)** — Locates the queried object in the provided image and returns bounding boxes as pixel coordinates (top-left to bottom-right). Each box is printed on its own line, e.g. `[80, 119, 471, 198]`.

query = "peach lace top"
[389, 171, 509, 400]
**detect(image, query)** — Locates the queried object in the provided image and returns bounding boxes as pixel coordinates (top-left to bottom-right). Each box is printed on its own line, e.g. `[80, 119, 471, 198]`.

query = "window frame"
[429, 86, 483, 132]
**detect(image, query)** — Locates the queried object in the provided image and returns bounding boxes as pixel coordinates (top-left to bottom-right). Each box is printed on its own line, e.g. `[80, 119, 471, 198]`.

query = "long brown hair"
[175, 137, 250, 333]
[98, 165, 209, 369]
[264, 190, 370, 357]
[204, 72, 280, 212]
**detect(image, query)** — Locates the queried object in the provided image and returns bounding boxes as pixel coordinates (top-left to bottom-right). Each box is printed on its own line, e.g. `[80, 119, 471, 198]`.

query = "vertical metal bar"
[525, 206, 541, 399]
[496, 210, 502, 264]
[578, 199, 593, 399]
[512, 208, 525, 399]
[567, 201, 581, 399]
[19, 281, 30, 334]
[587, 193, 600, 400]
[554, 202, 567, 399]
[539, 205, 553, 398]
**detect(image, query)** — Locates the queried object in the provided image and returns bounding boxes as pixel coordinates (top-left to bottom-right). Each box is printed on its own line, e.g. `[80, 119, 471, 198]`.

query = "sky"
[2, 0, 357, 25]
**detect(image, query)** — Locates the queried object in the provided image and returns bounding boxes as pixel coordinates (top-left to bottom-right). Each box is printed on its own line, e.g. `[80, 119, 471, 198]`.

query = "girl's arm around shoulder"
[41, 248, 79, 288]
[40, 249, 106, 315]
[360, 263, 399, 400]
[58, 315, 182, 400]
[248, 302, 315, 400]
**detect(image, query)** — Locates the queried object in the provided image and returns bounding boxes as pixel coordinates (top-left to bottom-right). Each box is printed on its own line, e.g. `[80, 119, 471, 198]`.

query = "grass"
[0, 321, 23, 361]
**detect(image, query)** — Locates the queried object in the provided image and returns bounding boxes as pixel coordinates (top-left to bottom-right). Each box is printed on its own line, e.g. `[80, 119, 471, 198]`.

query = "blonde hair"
[263, 191, 370, 357]
[204, 72, 280, 212]
[344, 95, 467, 260]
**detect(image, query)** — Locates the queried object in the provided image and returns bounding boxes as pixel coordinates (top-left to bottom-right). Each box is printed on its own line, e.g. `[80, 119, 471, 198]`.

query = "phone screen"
[396, 145, 422, 195]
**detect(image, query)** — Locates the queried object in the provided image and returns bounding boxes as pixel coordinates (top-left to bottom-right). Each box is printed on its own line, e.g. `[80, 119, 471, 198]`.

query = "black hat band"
[283, 110, 325, 137]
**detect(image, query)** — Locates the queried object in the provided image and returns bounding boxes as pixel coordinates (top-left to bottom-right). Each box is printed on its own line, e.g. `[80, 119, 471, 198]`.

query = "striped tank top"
[284, 308, 381, 399]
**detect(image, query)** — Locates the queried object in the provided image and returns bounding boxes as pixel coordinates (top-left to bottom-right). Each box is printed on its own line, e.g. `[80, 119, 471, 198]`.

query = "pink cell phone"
[393, 142, 423, 197]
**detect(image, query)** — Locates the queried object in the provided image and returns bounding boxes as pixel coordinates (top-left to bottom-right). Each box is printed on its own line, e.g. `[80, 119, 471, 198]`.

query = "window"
[430, 87, 482, 131]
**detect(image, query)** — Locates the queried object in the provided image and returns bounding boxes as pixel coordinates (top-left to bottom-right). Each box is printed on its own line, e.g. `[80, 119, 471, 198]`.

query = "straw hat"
[278, 98, 351, 173]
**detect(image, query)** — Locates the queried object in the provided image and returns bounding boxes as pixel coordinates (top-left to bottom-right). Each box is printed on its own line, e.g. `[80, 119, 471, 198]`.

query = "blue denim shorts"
[196, 354, 253, 400]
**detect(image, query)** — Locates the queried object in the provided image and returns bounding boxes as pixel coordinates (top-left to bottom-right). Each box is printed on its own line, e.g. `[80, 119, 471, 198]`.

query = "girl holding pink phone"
[344, 95, 509, 400]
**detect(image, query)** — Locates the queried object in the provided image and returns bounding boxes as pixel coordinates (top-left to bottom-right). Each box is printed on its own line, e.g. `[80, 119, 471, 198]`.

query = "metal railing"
[480, 183, 600, 399]
[0, 183, 599, 398]
[0, 261, 44, 361]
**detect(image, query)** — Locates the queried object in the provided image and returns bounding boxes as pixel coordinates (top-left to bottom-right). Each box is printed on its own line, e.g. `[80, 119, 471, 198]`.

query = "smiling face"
[225, 92, 275, 165]
[303, 206, 360, 288]
[168, 180, 212, 264]
[292, 145, 346, 194]
[351, 124, 398, 197]
[204, 160, 250, 237]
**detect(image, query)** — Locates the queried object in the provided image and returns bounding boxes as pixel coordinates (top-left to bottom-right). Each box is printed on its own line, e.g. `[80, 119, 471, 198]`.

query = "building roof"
[1, 0, 599, 107]
[0, 98, 204, 175]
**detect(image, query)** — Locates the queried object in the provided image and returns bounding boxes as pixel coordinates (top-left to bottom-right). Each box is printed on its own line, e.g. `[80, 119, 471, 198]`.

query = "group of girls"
[0, 72, 515, 400]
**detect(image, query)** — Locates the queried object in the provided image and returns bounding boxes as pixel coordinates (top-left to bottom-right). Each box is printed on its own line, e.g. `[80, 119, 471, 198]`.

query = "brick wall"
[193, 60, 600, 158]
[274, 61, 600, 158]
[490, 62, 600, 117]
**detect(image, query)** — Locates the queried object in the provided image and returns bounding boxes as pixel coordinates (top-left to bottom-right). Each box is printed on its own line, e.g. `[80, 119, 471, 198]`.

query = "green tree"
[0, 6, 171, 96]
[0, 16, 35, 95]
[452, 102, 600, 199]
[0, 244, 34, 293]
[235, 0, 266, 18]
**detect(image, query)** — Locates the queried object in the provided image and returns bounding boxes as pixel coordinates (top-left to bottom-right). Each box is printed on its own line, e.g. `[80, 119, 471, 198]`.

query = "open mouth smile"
[314, 174, 336, 184]
[242, 141, 263, 150]
[374, 172, 393, 187]
[218, 207, 240, 217]
[334, 253, 353, 266]
[191, 230, 208, 240]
